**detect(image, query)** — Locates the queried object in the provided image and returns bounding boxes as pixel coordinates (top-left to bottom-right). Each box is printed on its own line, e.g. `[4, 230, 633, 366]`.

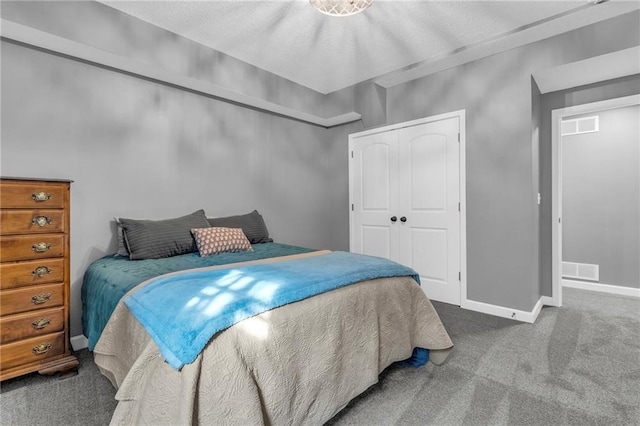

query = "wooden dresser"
[0, 178, 78, 380]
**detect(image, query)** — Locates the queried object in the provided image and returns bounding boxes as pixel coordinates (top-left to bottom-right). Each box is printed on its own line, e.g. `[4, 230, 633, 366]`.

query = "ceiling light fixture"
[309, 0, 373, 17]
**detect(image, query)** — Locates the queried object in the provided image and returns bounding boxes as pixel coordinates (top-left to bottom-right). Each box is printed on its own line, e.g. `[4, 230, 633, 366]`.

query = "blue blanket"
[124, 251, 420, 369]
[82, 243, 316, 349]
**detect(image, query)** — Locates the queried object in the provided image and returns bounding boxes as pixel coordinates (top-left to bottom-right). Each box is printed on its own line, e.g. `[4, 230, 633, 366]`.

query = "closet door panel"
[399, 117, 461, 305]
[350, 130, 400, 262]
[362, 144, 391, 211]
[409, 228, 448, 283]
[361, 226, 391, 259]
[409, 135, 447, 211]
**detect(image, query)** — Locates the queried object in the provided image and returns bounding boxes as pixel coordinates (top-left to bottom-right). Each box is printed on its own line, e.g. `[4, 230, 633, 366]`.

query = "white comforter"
[94, 253, 453, 425]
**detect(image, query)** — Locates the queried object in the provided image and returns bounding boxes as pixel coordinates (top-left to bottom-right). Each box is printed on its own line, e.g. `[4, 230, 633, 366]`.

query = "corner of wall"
[531, 77, 544, 304]
[354, 82, 388, 129]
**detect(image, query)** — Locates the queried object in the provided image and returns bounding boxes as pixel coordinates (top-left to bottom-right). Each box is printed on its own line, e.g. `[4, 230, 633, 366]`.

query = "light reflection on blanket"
[124, 251, 420, 369]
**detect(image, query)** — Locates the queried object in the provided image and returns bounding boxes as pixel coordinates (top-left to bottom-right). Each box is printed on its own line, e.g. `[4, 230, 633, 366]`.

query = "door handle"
[400, 216, 407, 223]
[390, 216, 397, 223]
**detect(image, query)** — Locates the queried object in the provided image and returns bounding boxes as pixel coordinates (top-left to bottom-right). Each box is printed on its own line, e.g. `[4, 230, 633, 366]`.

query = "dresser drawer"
[0, 332, 65, 371]
[0, 210, 66, 235]
[0, 259, 65, 290]
[0, 307, 65, 344]
[0, 283, 64, 316]
[0, 182, 66, 209]
[0, 234, 65, 262]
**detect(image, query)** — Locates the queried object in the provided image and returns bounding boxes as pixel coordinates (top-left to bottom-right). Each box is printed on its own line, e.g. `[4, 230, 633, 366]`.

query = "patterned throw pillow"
[191, 227, 253, 257]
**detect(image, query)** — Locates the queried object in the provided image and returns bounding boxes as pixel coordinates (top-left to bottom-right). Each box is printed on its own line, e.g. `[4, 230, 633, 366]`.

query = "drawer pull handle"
[31, 293, 51, 305]
[32, 343, 52, 355]
[32, 242, 51, 253]
[31, 192, 52, 202]
[32, 318, 51, 329]
[32, 216, 52, 227]
[32, 266, 52, 277]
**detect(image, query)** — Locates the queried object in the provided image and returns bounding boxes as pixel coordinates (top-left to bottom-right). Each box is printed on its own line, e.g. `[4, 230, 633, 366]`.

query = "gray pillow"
[207, 210, 273, 244]
[114, 218, 129, 257]
[120, 210, 210, 260]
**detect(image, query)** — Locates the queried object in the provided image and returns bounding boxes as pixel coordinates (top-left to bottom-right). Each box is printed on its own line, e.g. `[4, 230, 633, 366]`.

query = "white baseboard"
[562, 279, 640, 298]
[461, 296, 544, 323]
[540, 295, 560, 307]
[530, 297, 545, 322]
[70, 335, 89, 351]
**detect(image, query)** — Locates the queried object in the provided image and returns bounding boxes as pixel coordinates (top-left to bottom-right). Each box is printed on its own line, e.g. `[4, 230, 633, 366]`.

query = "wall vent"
[561, 116, 599, 136]
[562, 261, 599, 281]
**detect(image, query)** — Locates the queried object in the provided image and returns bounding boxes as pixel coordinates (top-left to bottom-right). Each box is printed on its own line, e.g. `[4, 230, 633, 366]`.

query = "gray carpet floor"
[2, 287, 639, 425]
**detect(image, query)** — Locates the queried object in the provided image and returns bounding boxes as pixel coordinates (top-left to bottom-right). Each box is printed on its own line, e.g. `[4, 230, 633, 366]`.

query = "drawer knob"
[32, 242, 51, 253]
[31, 192, 52, 202]
[32, 216, 52, 227]
[32, 266, 52, 277]
[32, 343, 52, 355]
[32, 318, 51, 330]
[31, 293, 51, 305]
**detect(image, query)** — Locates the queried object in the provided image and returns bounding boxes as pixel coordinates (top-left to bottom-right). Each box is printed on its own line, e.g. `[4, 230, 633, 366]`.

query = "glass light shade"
[309, 0, 374, 17]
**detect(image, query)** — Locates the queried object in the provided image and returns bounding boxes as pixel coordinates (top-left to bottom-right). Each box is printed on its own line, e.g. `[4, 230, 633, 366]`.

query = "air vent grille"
[562, 261, 599, 281]
[561, 116, 599, 136]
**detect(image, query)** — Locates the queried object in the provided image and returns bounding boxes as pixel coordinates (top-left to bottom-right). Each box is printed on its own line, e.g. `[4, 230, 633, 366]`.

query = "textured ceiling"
[100, 1, 627, 94]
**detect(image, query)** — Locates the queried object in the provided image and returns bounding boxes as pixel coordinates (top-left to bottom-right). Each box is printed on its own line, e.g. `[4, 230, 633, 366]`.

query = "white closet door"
[350, 130, 400, 261]
[398, 117, 460, 304]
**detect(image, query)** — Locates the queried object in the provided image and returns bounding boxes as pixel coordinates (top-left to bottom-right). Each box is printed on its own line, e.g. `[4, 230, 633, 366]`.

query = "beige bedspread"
[94, 252, 453, 425]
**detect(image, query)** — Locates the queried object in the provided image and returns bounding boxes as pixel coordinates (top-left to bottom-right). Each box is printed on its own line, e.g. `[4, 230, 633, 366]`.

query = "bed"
[82, 212, 453, 425]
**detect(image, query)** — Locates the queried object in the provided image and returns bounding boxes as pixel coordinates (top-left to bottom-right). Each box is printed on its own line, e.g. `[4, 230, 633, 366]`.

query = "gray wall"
[539, 74, 640, 296]
[0, 1, 355, 119]
[2, 1, 639, 338]
[0, 1, 353, 337]
[562, 105, 639, 288]
[357, 11, 639, 311]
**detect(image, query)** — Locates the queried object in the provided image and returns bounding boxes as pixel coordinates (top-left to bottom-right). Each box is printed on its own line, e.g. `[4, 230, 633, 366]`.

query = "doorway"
[551, 94, 640, 306]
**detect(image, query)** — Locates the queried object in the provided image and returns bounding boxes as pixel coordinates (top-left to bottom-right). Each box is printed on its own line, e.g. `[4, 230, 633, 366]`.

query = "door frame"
[348, 110, 467, 306]
[550, 94, 640, 307]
